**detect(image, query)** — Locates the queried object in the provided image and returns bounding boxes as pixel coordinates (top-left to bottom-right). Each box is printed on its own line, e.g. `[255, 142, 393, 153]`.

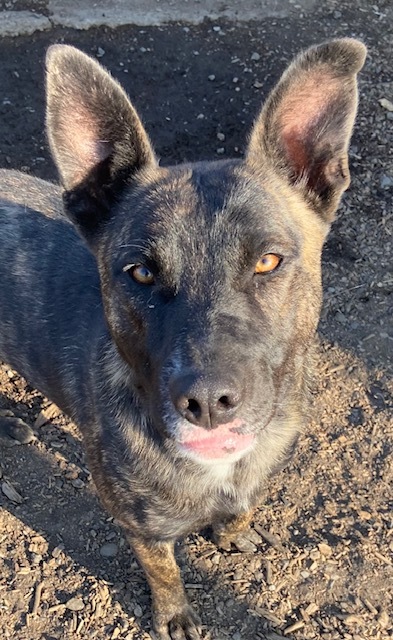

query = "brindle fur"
[0, 40, 366, 639]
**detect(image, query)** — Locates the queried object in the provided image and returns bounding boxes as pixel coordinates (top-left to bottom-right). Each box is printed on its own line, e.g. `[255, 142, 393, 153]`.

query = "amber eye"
[254, 254, 282, 274]
[123, 263, 155, 285]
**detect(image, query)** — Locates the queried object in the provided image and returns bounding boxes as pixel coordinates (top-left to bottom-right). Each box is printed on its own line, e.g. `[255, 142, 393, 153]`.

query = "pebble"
[100, 543, 119, 558]
[208, 74, 216, 81]
[106, 531, 117, 541]
[71, 478, 85, 489]
[217, 132, 225, 141]
[31, 553, 42, 565]
[134, 604, 143, 618]
[336, 311, 347, 324]
[380, 174, 393, 188]
[65, 597, 85, 611]
[251, 52, 260, 61]
[379, 97, 393, 111]
[318, 542, 333, 557]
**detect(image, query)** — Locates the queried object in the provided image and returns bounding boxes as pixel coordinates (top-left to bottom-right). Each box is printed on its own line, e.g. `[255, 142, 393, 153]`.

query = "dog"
[0, 39, 366, 639]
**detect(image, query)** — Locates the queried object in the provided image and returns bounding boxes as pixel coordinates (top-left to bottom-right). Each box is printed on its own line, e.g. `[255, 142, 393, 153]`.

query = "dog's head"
[46, 40, 366, 464]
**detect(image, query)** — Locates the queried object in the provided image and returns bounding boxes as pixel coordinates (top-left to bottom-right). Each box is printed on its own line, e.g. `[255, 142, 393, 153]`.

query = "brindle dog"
[0, 39, 366, 639]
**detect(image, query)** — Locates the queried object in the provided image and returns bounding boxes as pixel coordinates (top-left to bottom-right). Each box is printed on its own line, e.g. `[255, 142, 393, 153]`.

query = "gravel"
[0, 2, 392, 639]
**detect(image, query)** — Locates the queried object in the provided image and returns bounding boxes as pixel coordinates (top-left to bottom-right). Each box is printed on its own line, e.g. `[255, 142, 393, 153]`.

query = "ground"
[0, 2, 392, 639]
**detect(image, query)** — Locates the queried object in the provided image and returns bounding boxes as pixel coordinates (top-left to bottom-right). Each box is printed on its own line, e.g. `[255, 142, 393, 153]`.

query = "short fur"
[0, 39, 366, 639]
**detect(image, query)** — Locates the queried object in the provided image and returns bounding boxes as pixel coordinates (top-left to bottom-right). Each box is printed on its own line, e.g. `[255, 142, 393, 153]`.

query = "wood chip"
[345, 614, 365, 626]
[305, 602, 319, 616]
[377, 610, 389, 628]
[250, 606, 283, 626]
[362, 599, 378, 615]
[283, 620, 305, 634]
[76, 618, 85, 634]
[31, 581, 44, 616]
[48, 603, 66, 613]
[374, 551, 392, 565]
[70, 612, 77, 632]
[1, 480, 23, 503]
[253, 524, 284, 550]
[264, 559, 273, 584]
[34, 403, 60, 428]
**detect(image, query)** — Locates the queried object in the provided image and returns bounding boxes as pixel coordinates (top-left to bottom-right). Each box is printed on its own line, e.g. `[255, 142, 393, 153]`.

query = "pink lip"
[179, 419, 254, 460]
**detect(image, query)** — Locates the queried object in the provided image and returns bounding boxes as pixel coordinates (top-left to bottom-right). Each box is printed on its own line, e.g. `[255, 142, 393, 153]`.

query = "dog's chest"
[140, 462, 263, 539]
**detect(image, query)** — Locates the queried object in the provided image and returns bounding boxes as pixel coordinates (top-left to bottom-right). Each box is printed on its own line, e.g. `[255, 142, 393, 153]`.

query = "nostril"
[187, 398, 202, 420]
[217, 393, 240, 411]
[217, 395, 231, 409]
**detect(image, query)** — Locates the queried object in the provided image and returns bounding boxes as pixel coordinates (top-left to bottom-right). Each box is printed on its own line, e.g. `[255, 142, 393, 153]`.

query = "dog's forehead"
[124, 161, 300, 247]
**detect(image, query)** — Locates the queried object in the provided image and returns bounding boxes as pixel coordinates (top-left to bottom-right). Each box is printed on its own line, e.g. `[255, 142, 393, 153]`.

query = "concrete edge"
[0, 1, 317, 37]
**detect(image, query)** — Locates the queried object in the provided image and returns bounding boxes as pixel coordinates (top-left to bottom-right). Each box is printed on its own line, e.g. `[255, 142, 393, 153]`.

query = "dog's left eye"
[123, 263, 155, 285]
[254, 254, 282, 274]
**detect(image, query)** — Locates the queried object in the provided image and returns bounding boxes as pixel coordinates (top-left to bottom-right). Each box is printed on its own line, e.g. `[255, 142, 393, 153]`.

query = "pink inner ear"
[60, 106, 112, 185]
[278, 71, 339, 178]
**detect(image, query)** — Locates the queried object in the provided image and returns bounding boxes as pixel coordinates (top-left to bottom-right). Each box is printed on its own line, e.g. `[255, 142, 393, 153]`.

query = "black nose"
[169, 372, 243, 429]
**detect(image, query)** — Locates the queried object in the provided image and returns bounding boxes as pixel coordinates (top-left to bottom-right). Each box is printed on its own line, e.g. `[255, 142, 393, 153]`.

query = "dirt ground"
[0, 2, 392, 640]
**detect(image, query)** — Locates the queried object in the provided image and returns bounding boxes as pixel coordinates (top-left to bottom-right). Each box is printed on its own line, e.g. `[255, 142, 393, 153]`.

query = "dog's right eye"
[123, 263, 155, 285]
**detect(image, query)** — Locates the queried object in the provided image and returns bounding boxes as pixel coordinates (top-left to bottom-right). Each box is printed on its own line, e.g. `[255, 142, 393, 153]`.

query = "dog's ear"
[247, 39, 366, 220]
[46, 45, 156, 239]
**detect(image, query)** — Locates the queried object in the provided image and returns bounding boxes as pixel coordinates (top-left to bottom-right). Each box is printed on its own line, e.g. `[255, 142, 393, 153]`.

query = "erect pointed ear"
[46, 45, 157, 239]
[247, 39, 366, 220]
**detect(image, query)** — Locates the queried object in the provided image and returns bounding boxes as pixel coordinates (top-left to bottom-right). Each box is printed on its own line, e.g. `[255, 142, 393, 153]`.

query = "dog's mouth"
[176, 418, 255, 461]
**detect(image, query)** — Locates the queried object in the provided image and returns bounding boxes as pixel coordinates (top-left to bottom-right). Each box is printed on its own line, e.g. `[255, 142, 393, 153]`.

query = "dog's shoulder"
[0, 169, 63, 220]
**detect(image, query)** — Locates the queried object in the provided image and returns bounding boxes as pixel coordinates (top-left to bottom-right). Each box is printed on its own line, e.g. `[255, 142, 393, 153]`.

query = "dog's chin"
[171, 418, 257, 465]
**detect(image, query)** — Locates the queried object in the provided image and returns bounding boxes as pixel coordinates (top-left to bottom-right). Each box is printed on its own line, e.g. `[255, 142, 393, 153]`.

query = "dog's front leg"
[213, 510, 263, 553]
[129, 536, 202, 640]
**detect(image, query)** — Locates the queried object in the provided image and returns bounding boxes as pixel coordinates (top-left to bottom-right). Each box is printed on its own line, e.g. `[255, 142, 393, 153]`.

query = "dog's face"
[46, 40, 366, 463]
[95, 161, 327, 464]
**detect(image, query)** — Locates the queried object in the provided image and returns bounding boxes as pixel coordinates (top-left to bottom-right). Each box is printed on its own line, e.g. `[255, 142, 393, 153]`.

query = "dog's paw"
[153, 603, 202, 640]
[213, 526, 263, 553]
[0, 411, 35, 446]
